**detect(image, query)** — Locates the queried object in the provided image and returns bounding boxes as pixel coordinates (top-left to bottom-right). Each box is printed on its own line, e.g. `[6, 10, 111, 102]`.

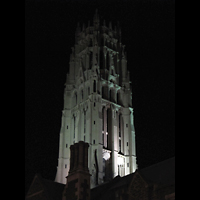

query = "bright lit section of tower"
[55, 9, 137, 188]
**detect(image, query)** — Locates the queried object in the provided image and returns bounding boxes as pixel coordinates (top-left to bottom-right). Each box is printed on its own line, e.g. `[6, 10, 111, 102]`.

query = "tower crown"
[70, 10, 130, 89]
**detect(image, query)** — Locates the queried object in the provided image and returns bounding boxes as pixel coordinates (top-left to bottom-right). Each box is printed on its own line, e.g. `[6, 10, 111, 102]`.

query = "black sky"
[25, 0, 175, 194]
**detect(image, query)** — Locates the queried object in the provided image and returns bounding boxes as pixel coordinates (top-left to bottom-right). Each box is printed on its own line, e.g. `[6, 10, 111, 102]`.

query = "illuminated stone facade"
[55, 10, 137, 188]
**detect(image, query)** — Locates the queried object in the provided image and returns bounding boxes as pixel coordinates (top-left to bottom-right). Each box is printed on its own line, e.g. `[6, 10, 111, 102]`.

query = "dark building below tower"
[62, 141, 91, 200]
[26, 141, 175, 200]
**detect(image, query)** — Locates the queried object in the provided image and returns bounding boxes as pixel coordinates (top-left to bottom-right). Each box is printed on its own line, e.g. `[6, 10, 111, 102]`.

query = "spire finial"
[94, 9, 99, 20]
[122, 45, 126, 58]
[93, 9, 99, 28]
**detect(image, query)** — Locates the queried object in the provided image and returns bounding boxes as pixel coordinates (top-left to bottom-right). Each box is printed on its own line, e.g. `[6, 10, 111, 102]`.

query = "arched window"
[117, 91, 120, 105]
[109, 89, 112, 101]
[93, 80, 96, 93]
[118, 114, 124, 153]
[73, 115, 76, 143]
[107, 108, 112, 149]
[81, 90, 83, 101]
[102, 107, 105, 131]
[110, 88, 116, 102]
[102, 106, 105, 146]
[119, 114, 121, 137]
[100, 51, 104, 69]
[75, 92, 77, 105]
[90, 52, 93, 68]
[102, 85, 109, 100]
[102, 86, 105, 98]
[106, 53, 110, 70]
[84, 110, 86, 134]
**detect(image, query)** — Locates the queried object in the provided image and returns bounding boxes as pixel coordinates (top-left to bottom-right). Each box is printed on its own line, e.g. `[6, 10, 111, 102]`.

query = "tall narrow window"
[81, 90, 83, 101]
[119, 114, 122, 152]
[119, 139, 121, 152]
[102, 107, 105, 131]
[107, 108, 110, 149]
[100, 51, 104, 69]
[75, 93, 77, 105]
[90, 51, 93, 68]
[93, 80, 96, 93]
[117, 92, 120, 105]
[102, 86, 105, 99]
[107, 109, 109, 132]
[84, 110, 86, 134]
[74, 115, 76, 140]
[107, 53, 110, 70]
[119, 114, 121, 137]
[102, 107, 105, 146]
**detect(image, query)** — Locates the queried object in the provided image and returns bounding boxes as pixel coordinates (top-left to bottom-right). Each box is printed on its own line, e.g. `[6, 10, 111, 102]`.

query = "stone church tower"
[55, 10, 137, 188]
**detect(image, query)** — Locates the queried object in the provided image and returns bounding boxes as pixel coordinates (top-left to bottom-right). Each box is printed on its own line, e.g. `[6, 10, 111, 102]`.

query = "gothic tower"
[55, 10, 137, 188]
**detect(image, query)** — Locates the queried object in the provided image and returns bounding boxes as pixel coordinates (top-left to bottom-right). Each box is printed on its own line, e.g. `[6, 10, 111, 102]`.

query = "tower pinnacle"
[93, 9, 99, 27]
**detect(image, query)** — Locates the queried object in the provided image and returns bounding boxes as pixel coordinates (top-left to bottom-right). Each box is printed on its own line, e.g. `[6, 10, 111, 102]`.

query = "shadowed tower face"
[55, 10, 137, 188]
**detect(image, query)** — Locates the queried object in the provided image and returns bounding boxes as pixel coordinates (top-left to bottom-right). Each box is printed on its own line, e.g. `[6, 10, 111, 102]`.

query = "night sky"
[25, 0, 175, 194]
